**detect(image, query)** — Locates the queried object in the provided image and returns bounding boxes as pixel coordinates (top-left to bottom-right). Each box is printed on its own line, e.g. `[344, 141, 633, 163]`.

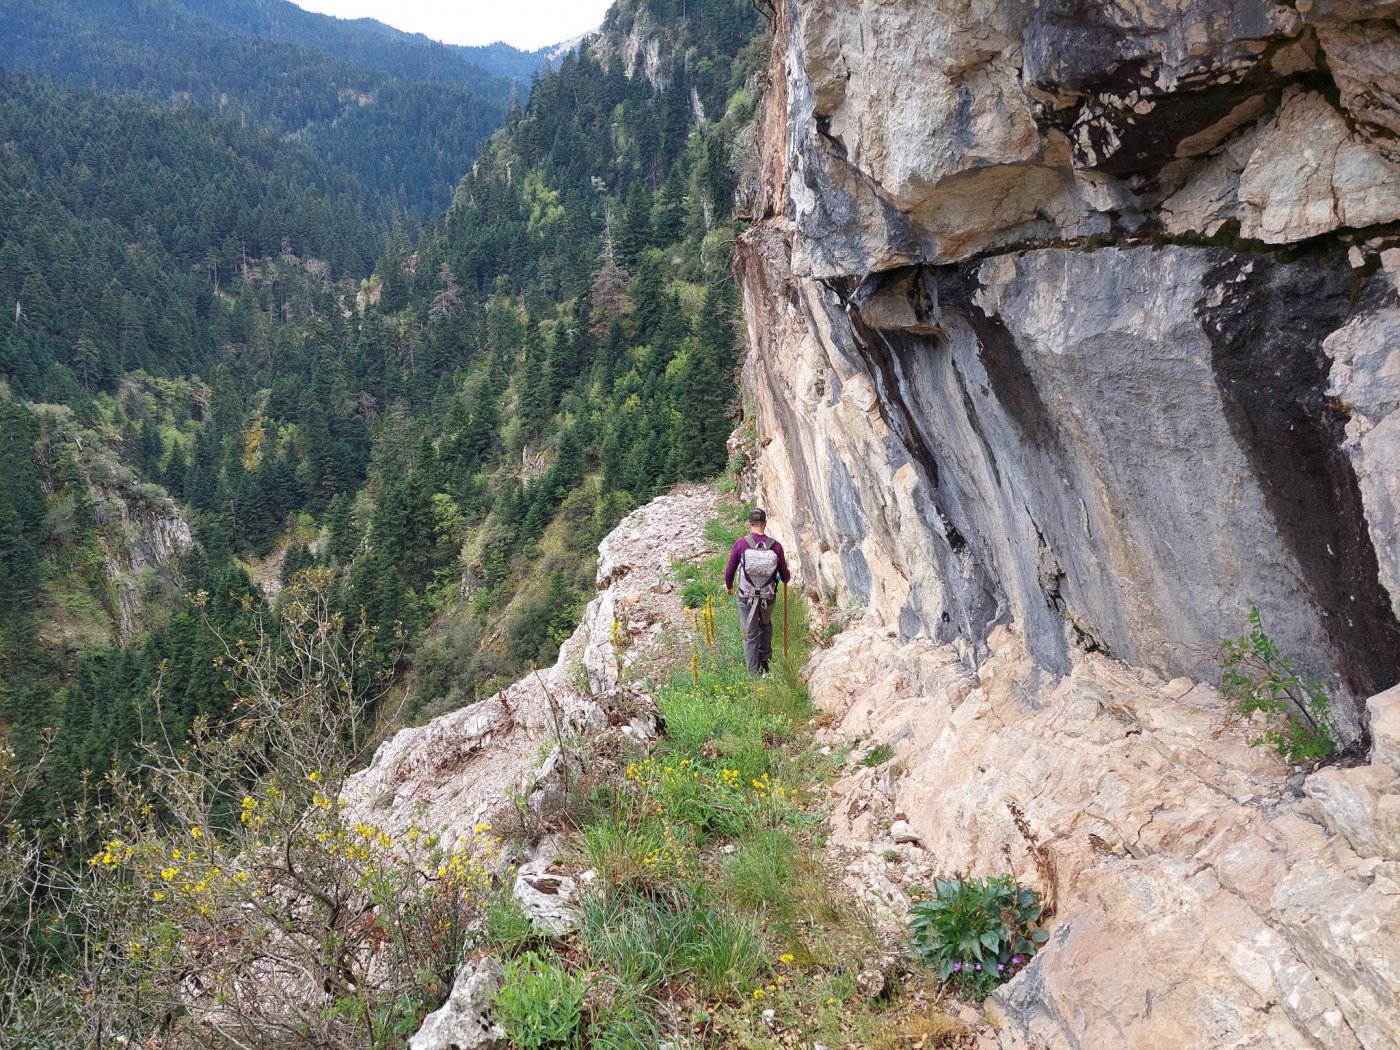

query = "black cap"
[748, 508, 767, 525]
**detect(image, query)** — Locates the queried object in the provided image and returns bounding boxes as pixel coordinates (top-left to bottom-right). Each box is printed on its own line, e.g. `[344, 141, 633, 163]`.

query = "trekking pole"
[782, 580, 789, 664]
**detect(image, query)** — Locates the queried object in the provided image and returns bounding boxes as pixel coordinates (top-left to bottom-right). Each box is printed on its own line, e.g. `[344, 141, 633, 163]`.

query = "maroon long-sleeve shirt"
[724, 533, 792, 591]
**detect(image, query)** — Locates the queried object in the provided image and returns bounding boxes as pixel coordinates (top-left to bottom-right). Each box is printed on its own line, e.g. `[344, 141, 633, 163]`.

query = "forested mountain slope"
[0, 71, 381, 395]
[0, 69, 387, 827]
[176, 0, 549, 84]
[0, 0, 532, 213]
[0, 5, 771, 1038]
[0, 0, 768, 836]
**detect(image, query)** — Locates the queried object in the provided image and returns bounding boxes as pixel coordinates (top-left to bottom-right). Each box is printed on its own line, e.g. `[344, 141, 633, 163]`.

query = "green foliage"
[859, 744, 895, 768]
[680, 578, 710, 609]
[0, 576, 495, 1048]
[481, 888, 544, 956]
[0, 0, 524, 215]
[720, 829, 797, 916]
[2, 6, 773, 1021]
[1218, 604, 1337, 765]
[909, 876, 1047, 999]
[494, 951, 590, 1050]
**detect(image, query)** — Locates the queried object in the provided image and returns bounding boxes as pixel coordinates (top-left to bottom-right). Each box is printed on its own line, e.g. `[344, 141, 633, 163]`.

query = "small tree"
[3, 570, 501, 1048]
[1217, 604, 1336, 766]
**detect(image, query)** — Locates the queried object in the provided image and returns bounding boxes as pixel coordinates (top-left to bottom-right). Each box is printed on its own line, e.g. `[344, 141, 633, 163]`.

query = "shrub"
[859, 744, 894, 768]
[7, 571, 500, 1049]
[494, 951, 589, 1049]
[680, 578, 710, 609]
[1218, 604, 1336, 765]
[909, 876, 1046, 1000]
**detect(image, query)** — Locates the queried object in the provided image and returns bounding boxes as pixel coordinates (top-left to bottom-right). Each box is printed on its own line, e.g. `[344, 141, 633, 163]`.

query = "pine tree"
[672, 285, 737, 479]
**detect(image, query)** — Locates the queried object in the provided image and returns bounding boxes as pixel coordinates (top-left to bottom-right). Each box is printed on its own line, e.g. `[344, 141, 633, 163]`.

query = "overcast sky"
[287, 0, 614, 50]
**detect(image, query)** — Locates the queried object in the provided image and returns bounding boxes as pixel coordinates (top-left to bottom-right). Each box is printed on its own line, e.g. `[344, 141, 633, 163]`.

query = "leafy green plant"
[680, 578, 711, 609]
[494, 951, 590, 1049]
[1218, 604, 1336, 765]
[481, 887, 544, 954]
[859, 744, 894, 768]
[909, 876, 1046, 999]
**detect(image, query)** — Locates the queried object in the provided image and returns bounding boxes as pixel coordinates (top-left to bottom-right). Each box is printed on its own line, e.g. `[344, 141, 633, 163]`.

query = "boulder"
[513, 844, 580, 936]
[408, 958, 506, 1050]
[342, 487, 716, 839]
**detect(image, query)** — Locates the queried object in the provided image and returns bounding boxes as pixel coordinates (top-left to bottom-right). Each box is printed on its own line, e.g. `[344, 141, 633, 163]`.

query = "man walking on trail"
[724, 508, 792, 675]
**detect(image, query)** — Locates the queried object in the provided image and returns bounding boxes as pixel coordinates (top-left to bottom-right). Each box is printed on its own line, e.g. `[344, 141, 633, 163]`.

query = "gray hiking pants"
[738, 591, 774, 675]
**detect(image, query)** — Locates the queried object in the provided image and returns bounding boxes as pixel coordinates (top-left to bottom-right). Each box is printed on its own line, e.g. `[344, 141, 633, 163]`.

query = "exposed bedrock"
[810, 623, 1400, 1049]
[740, 0, 1400, 726]
[738, 0, 1400, 1044]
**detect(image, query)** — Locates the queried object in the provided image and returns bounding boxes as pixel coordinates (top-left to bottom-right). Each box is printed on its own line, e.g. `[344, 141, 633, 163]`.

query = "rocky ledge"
[736, 5, 1400, 1037]
[344, 485, 718, 847]
[813, 621, 1400, 1049]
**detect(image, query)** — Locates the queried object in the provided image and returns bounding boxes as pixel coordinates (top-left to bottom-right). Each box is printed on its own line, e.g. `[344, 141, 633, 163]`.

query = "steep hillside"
[0, 0, 521, 213]
[736, 1, 1400, 1046]
[351, 0, 769, 721]
[0, 3, 778, 1042]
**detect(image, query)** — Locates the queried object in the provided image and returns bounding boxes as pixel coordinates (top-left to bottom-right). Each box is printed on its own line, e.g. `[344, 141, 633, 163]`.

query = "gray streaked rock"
[408, 958, 506, 1050]
[1238, 88, 1400, 242]
[736, 3, 1400, 1046]
[1327, 302, 1400, 620]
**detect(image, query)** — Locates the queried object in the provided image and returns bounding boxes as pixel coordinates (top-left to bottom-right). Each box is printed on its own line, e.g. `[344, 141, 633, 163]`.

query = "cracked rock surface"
[812, 623, 1400, 1049]
[737, 0, 1400, 1046]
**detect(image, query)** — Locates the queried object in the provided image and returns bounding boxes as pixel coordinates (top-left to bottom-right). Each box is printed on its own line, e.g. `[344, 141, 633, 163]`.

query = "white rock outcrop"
[813, 623, 1400, 1049]
[344, 486, 717, 842]
[408, 958, 507, 1050]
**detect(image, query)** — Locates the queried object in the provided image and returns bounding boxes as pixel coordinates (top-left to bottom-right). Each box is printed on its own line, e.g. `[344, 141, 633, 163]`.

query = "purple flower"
[996, 964, 1004, 972]
[975, 964, 982, 971]
[1011, 956, 1022, 965]
[951, 963, 962, 972]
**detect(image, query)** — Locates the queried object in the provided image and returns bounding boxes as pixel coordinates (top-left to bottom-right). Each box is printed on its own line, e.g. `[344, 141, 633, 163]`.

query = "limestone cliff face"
[738, 0, 1400, 720]
[736, 2, 1400, 1046]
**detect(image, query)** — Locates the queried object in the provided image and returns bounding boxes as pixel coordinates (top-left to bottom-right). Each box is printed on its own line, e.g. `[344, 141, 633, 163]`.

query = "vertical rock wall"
[738, 0, 1400, 724]
[737, 2, 1400, 1045]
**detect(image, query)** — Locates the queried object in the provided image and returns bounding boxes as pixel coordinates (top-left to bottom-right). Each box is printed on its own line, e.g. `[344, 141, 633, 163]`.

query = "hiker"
[724, 508, 792, 675]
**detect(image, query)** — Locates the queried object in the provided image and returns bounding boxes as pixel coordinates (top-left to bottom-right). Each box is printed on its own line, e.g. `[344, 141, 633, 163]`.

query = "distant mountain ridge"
[0, 0, 554, 213]
[175, 0, 551, 85]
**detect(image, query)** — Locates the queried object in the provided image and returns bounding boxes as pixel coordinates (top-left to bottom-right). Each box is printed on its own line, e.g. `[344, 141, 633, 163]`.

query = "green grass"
[480, 887, 543, 955]
[488, 507, 933, 1045]
[859, 744, 895, 768]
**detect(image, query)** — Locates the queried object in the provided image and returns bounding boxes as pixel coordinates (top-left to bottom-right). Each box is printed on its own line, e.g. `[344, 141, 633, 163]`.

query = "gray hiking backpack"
[739, 537, 780, 604]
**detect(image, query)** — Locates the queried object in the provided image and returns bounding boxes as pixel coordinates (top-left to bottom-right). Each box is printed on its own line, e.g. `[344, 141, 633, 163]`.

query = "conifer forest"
[1, 0, 767, 1013]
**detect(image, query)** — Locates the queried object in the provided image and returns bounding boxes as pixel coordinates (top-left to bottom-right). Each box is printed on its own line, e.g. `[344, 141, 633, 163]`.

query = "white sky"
[286, 0, 614, 51]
